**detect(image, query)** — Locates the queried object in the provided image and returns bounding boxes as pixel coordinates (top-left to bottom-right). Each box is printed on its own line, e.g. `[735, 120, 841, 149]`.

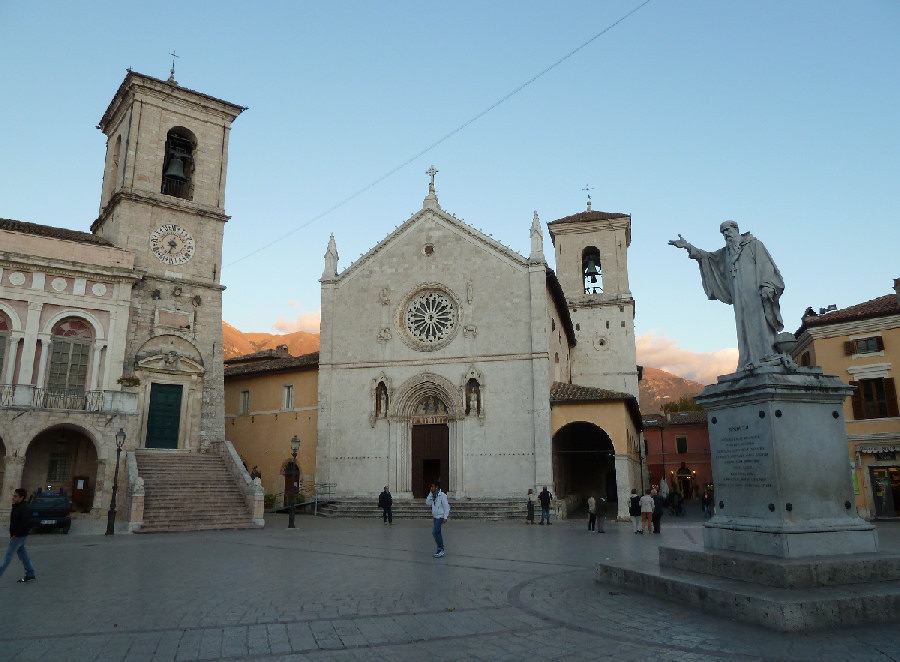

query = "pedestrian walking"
[1, 489, 36, 583]
[702, 489, 713, 519]
[629, 488, 642, 534]
[425, 482, 449, 558]
[652, 488, 665, 534]
[596, 497, 607, 533]
[537, 486, 553, 525]
[526, 488, 535, 524]
[639, 489, 654, 534]
[587, 495, 596, 532]
[378, 485, 393, 524]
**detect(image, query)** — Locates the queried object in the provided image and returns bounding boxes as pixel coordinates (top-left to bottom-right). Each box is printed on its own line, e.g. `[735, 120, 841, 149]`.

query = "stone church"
[1, 71, 261, 530]
[316, 178, 644, 518]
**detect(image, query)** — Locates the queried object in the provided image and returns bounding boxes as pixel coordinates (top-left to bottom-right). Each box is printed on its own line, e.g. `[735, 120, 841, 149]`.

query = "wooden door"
[146, 383, 183, 449]
[411, 424, 449, 498]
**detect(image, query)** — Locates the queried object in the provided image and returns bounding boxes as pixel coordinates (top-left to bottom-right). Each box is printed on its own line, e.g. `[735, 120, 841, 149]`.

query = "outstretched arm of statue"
[668, 234, 699, 259]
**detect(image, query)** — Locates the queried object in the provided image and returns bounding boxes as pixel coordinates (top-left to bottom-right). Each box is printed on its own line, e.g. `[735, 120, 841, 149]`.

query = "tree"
[662, 395, 704, 413]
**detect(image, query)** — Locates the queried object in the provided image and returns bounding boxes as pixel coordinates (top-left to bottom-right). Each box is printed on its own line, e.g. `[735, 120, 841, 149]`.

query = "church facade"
[315, 181, 644, 516]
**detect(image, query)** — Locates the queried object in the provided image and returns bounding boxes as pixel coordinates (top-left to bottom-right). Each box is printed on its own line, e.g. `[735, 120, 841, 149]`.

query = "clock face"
[150, 224, 195, 265]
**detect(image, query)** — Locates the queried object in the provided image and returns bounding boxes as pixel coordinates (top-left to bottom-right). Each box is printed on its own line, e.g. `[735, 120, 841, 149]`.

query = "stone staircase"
[317, 497, 525, 520]
[134, 450, 260, 533]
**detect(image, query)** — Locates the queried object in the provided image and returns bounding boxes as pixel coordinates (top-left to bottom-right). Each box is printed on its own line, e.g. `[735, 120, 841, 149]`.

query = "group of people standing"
[525, 486, 554, 525]
[629, 488, 664, 534]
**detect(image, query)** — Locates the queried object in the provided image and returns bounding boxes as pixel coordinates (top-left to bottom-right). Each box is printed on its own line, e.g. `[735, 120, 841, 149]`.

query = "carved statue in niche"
[465, 378, 481, 416]
[375, 382, 388, 418]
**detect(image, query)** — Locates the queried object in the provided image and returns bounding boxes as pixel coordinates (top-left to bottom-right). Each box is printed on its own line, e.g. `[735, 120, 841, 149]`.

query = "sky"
[2, 1, 898, 384]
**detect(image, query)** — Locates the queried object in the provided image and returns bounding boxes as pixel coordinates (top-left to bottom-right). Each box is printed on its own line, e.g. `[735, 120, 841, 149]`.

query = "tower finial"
[423, 165, 440, 210]
[582, 184, 593, 211]
[168, 50, 180, 85]
[426, 165, 438, 194]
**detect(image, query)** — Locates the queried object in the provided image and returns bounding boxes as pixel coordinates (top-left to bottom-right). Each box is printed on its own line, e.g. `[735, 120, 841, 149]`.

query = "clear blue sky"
[2, 1, 898, 381]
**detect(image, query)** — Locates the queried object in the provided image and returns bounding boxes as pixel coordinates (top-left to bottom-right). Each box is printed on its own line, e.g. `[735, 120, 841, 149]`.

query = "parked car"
[28, 491, 72, 534]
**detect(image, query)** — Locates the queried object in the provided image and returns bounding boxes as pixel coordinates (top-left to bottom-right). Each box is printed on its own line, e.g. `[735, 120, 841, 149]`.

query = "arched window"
[582, 246, 602, 294]
[161, 127, 196, 200]
[0, 311, 10, 380]
[48, 318, 93, 394]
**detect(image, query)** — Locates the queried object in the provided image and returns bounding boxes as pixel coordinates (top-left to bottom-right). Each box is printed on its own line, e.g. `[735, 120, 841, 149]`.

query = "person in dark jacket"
[701, 490, 713, 519]
[538, 486, 553, 525]
[1, 488, 36, 582]
[378, 485, 393, 524]
[651, 488, 665, 534]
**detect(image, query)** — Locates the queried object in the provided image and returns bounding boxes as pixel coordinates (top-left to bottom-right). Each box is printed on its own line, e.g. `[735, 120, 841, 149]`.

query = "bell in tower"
[582, 248, 602, 294]
[161, 130, 195, 199]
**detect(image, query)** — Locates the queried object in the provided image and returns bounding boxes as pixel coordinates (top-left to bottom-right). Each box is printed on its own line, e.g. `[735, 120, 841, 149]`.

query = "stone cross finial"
[323, 233, 339, 279]
[582, 184, 593, 211]
[168, 50, 180, 84]
[426, 165, 438, 194]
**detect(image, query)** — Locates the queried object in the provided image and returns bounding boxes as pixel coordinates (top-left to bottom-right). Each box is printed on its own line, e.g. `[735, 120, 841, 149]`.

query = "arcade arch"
[552, 421, 617, 502]
[21, 424, 98, 512]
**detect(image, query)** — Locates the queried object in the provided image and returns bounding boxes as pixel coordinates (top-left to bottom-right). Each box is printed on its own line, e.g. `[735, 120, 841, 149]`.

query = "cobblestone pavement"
[0, 510, 898, 661]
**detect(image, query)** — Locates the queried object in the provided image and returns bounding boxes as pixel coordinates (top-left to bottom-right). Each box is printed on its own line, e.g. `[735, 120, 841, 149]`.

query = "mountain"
[222, 322, 320, 359]
[638, 366, 704, 415]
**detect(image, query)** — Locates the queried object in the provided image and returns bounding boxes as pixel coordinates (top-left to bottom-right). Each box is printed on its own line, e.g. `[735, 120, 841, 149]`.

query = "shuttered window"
[47, 340, 90, 393]
[849, 378, 899, 419]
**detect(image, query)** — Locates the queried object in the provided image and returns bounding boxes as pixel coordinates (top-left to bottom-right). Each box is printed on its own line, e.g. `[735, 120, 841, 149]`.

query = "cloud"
[636, 332, 737, 385]
[287, 300, 300, 308]
[272, 309, 321, 334]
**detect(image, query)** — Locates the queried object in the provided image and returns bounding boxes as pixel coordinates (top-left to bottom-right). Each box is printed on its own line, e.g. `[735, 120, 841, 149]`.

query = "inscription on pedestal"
[717, 424, 772, 489]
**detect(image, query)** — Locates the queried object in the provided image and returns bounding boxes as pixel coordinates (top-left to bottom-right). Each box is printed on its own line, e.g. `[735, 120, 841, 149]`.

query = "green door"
[146, 383, 183, 449]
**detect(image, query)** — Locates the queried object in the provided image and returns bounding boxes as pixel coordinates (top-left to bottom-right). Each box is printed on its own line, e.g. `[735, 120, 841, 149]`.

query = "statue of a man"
[669, 221, 785, 370]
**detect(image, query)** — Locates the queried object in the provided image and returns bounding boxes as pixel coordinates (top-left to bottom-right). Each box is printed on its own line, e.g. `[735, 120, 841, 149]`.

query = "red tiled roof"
[224, 352, 319, 378]
[550, 381, 642, 430]
[797, 293, 900, 334]
[0, 218, 112, 247]
[225, 346, 291, 366]
[547, 210, 629, 226]
[642, 410, 708, 427]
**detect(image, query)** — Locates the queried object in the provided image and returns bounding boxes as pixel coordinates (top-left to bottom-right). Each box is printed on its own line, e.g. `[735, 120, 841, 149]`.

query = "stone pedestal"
[695, 366, 877, 557]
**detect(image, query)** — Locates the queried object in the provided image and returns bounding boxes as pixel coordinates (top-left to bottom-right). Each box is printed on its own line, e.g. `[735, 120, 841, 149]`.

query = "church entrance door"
[146, 383, 183, 449]
[411, 424, 449, 498]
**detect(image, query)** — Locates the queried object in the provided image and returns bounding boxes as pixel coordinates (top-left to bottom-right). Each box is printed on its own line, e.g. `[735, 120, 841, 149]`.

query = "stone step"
[318, 498, 526, 520]
[134, 450, 256, 533]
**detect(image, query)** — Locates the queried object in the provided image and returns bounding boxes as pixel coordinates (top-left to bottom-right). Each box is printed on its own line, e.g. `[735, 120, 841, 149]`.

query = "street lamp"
[288, 434, 300, 529]
[105, 428, 126, 536]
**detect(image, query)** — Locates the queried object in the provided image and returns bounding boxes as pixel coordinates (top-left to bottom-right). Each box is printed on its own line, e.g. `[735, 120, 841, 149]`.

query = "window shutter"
[844, 341, 855, 356]
[875, 336, 885, 351]
[885, 378, 899, 418]
[849, 381, 865, 419]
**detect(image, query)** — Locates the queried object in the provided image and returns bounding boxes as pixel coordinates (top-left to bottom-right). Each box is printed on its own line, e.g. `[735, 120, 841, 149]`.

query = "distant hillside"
[639, 366, 704, 415]
[222, 322, 320, 359]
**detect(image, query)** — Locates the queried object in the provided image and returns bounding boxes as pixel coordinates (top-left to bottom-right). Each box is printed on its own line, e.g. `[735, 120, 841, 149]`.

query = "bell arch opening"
[552, 422, 616, 502]
[161, 126, 197, 200]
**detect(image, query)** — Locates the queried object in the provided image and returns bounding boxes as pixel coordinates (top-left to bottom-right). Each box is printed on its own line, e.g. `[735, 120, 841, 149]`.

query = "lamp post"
[288, 434, 300, 529]
[105, 428, 126, 536]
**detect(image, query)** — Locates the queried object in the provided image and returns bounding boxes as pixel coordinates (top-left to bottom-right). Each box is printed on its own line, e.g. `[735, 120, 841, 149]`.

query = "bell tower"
[93, 71, 245, 451]
[547, 204, 638, 397]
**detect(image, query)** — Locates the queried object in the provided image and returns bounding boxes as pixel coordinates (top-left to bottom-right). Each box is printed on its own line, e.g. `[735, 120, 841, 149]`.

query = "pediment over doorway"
[135, 334, 204, 375]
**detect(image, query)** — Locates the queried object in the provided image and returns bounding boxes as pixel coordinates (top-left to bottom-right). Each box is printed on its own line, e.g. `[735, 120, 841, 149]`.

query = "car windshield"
[30, 495, 68, 507]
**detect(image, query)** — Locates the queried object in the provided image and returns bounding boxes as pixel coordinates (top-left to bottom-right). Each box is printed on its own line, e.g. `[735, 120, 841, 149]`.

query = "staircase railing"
[211, 440, 265, 526]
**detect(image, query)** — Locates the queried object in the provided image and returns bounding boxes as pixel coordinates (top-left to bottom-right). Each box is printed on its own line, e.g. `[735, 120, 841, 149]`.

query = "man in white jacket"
[425, 482, 450, 558]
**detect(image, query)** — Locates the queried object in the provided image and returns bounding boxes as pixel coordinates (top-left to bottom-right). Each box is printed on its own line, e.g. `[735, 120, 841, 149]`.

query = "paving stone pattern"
[0, 508, 898, 661]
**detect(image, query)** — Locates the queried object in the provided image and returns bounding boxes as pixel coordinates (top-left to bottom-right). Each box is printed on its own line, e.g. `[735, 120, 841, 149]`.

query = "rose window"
[404, 291, 456, 345]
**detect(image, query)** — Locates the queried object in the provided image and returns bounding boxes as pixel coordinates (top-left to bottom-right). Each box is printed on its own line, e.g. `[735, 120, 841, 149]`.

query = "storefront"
[854, 442, 900, 519]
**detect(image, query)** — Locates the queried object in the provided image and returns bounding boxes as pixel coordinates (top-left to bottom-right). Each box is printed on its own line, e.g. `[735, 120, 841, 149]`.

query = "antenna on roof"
[582, 184, 593, 211]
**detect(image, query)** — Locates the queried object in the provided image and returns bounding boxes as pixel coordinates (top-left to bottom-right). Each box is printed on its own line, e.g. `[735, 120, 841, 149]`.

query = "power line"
[225, 0, 652, 269]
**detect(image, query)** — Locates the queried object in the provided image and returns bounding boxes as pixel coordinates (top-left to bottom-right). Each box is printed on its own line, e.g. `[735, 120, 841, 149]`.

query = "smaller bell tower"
[547, 204, 638, 397]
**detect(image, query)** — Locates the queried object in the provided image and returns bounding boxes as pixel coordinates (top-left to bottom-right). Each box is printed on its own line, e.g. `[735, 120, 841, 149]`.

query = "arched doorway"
[410, 395, 450, 498]
[552, 422, 616, 502]
[674, 464, 695, 499]
[22, 426, 98, 512]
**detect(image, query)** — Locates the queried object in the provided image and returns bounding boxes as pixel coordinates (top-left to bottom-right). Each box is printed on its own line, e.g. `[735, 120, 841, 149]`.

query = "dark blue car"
[28, 492, 72, 534]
